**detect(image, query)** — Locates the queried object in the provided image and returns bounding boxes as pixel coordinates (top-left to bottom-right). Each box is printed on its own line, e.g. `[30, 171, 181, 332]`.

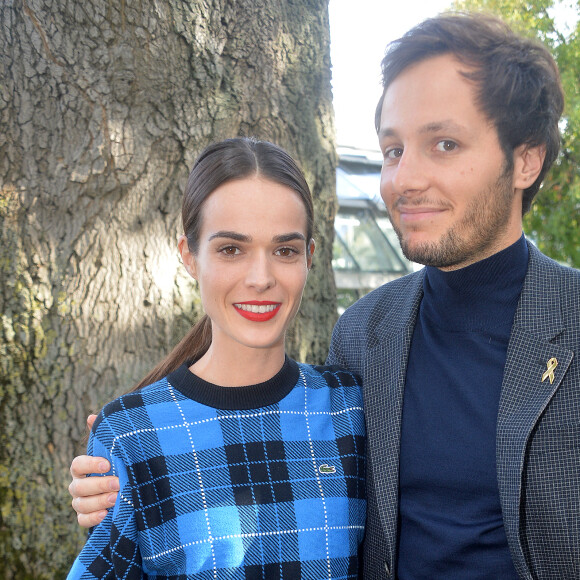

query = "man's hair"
[375, 12, 565, 214]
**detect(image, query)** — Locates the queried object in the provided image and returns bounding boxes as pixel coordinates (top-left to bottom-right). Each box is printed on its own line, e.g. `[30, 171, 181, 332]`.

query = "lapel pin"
[541, 357, 558, 384]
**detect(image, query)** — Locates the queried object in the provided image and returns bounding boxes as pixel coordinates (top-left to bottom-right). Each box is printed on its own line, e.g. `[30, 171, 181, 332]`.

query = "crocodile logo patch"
[319, 464, 336, 474]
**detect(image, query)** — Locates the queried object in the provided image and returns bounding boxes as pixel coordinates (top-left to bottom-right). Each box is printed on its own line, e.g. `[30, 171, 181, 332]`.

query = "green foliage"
[453, 0, 580, 267]
[455, 0, 557, 38]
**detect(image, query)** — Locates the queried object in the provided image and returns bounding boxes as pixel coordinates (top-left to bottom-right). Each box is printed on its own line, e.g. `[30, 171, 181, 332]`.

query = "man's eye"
[384, 147, 403, 160]
[435, 140, 457, 152]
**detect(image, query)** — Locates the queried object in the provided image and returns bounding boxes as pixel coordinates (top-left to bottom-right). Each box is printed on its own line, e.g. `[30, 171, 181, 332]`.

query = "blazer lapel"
[496, 244, 574, 577]
[363, 272, 424, 566]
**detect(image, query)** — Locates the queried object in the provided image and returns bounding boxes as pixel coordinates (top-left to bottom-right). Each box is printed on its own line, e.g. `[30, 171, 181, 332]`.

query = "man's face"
[378, 54, 525, 270]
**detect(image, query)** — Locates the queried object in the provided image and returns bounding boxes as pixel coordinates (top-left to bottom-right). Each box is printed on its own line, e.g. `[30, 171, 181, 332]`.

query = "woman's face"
[179, 176, 314, 356]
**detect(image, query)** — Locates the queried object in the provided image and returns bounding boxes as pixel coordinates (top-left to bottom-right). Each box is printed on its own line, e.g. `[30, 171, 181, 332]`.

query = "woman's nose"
[245, 253, 275, 291]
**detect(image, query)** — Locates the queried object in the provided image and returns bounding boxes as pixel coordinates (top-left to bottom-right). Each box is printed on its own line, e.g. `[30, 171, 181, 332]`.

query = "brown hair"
[132, 137, 314, 390]
[374, 12, 564, 214]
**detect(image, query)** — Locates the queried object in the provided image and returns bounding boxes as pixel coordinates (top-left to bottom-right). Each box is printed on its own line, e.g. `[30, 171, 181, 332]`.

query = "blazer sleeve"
[67, 422, 143, 579]
[327, 314, 347, 367]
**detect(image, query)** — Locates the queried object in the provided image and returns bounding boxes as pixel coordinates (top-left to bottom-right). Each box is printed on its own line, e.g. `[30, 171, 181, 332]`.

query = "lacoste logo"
[319, 464, 336, 474]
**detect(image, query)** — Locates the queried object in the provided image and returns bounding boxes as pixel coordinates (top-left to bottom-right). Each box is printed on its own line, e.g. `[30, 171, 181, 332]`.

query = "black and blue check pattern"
[68, 359, 366, 579]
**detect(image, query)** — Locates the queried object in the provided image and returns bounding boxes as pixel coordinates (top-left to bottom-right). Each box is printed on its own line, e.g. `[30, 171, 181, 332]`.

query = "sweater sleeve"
[67, 421, 143, 579]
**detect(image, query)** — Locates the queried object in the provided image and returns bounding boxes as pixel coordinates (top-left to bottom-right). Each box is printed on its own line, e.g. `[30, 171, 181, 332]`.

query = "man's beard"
[389, 162, 516, 269]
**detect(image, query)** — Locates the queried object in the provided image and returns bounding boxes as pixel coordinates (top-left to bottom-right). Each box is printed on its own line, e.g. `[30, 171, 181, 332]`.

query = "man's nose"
[391, 148, 429, 195]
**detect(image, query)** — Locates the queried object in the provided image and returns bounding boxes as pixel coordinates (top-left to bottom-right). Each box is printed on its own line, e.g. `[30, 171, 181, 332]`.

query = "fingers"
[69, 472, 119, 500]
[70, 417, 114, 530]
[86, 414, 97, 431]
[68, 453, 119, 529]
[71, 484, 118, 514]
[70, 455, 111, 478]
[70, 474, 119, 529]
[77, 509, 109, 529]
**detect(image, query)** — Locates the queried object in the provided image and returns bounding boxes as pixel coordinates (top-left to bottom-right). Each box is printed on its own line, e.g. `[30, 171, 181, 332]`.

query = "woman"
[67, 137, 366, 579]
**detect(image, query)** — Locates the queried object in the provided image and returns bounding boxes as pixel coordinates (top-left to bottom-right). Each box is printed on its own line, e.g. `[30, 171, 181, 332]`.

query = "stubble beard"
[390, 163, 516, 269]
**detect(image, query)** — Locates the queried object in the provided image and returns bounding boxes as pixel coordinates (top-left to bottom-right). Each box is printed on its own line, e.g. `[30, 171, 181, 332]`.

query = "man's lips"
[398, 206, 447, 222]
[234, 301, 281, 322]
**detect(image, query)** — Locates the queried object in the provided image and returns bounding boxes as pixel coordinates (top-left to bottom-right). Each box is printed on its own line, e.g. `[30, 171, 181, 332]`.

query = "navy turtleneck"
[397, 235, 528, 579]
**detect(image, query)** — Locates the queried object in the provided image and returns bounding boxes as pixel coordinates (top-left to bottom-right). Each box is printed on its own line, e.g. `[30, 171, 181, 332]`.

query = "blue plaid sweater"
[68, 358, 366, 579]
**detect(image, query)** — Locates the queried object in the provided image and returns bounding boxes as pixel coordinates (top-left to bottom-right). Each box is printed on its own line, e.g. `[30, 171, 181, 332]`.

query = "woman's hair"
[132, 137, 314, 390]
[374, 12, 564, 214]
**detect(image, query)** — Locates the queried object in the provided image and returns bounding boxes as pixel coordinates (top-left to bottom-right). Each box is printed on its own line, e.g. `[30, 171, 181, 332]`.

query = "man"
[327, 13, 578, 579]
[69, 13, 579, 579]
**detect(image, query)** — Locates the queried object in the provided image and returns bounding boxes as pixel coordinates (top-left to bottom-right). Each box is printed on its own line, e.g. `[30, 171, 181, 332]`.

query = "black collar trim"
[167, 356, 300, 410]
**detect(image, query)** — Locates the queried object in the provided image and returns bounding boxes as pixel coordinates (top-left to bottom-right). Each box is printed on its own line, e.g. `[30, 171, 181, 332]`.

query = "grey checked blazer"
[327, 242, 580, 579]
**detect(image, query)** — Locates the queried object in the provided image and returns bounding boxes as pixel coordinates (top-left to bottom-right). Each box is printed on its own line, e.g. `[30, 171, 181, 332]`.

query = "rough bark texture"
[0, 0, 337, 576]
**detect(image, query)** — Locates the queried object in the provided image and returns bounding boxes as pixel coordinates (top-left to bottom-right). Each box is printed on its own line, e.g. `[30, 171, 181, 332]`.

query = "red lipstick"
[234, 301, 281, 322]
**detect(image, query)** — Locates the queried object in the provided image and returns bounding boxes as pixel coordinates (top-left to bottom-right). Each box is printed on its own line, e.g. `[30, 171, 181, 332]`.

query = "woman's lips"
[234, 302, 281, 322]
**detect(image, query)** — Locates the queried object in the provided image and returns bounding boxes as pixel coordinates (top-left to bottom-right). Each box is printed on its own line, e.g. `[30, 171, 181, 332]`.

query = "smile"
[399, 207, 447, 222]
[235, 303, 279, 313]
[234, 302, 281, 322]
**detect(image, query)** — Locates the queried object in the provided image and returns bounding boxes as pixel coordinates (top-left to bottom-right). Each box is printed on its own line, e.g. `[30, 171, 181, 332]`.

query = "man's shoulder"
[522, 245, 580, 340]
[341, 269, 424, 320]
[527, 243, 580, 294]
[529, 243, 578, 272]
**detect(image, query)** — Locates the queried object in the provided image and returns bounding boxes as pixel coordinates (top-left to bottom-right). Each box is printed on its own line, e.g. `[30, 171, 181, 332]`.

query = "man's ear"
[178, 235, 197, 280]
[513, 144, 545, 190]
[307, 239, 316, 270]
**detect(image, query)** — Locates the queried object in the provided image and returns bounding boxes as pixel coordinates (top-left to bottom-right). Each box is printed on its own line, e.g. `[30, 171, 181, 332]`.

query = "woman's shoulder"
[293, 362, 364, 417]
[92, 375, 174, 436]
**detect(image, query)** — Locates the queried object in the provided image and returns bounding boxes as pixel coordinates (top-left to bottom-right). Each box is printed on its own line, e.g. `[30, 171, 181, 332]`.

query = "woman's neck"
[189, 340, 287, 387]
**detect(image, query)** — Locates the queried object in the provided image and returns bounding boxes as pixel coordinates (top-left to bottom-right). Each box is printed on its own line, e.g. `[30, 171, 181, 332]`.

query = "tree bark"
[0, 0, 337, 576]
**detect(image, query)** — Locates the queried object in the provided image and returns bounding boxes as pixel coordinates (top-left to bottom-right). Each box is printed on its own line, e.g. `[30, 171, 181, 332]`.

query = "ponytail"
[129, 315, 212, 392]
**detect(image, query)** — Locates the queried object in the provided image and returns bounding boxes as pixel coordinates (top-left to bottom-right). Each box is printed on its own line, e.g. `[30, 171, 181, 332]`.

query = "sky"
[329, 0, 453, 151]
[329, 0, 579, 152]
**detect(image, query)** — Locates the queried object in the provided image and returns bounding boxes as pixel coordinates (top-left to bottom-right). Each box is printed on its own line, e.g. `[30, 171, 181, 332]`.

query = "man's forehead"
[378, 120, 467, 140]
[378, 55, 481, 132]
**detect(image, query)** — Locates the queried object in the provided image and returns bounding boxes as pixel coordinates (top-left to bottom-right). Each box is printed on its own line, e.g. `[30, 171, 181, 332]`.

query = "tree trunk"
[0, 0, 337, 576]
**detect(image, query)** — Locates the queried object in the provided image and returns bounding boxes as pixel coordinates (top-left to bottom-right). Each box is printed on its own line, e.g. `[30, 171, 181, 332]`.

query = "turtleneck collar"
[421, 234, 529, 332]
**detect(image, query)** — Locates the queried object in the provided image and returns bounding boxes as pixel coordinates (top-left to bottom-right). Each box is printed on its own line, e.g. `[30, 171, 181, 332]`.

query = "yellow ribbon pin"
[541, 357, 558, 384]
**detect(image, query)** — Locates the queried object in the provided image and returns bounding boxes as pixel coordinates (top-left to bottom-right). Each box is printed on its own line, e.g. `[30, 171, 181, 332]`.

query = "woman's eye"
[435, 140, 457, 152]
[275, 247, 298, 257]
[220, 246, 240, 256]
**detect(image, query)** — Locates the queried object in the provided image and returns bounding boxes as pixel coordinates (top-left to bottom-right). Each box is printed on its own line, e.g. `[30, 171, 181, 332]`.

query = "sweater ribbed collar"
[421, 234, 529, 332]
[167, 356, 300, 410]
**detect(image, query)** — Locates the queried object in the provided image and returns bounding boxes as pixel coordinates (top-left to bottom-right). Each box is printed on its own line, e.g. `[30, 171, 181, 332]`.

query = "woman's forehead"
[200, 177, 309, 238]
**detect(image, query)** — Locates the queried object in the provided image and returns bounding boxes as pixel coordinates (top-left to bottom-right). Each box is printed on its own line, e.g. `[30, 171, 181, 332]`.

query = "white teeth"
[235, 304, 278, 313]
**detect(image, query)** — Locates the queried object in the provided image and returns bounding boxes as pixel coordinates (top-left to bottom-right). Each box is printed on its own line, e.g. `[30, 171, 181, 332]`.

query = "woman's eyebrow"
[208, 231, 251, 242]
[208, 232, 306, 243]
[273, 233, 306, 243]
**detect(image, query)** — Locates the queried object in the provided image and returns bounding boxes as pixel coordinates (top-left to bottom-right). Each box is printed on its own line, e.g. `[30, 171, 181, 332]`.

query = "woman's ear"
[307, 239, 316, 270]
[513, 144, 545, 190]
[178, 235, 197, 280]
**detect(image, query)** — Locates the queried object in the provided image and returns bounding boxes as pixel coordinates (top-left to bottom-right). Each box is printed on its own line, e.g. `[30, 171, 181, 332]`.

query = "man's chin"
[400, 240, 458, 269]
[400, 238, 433, 264]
